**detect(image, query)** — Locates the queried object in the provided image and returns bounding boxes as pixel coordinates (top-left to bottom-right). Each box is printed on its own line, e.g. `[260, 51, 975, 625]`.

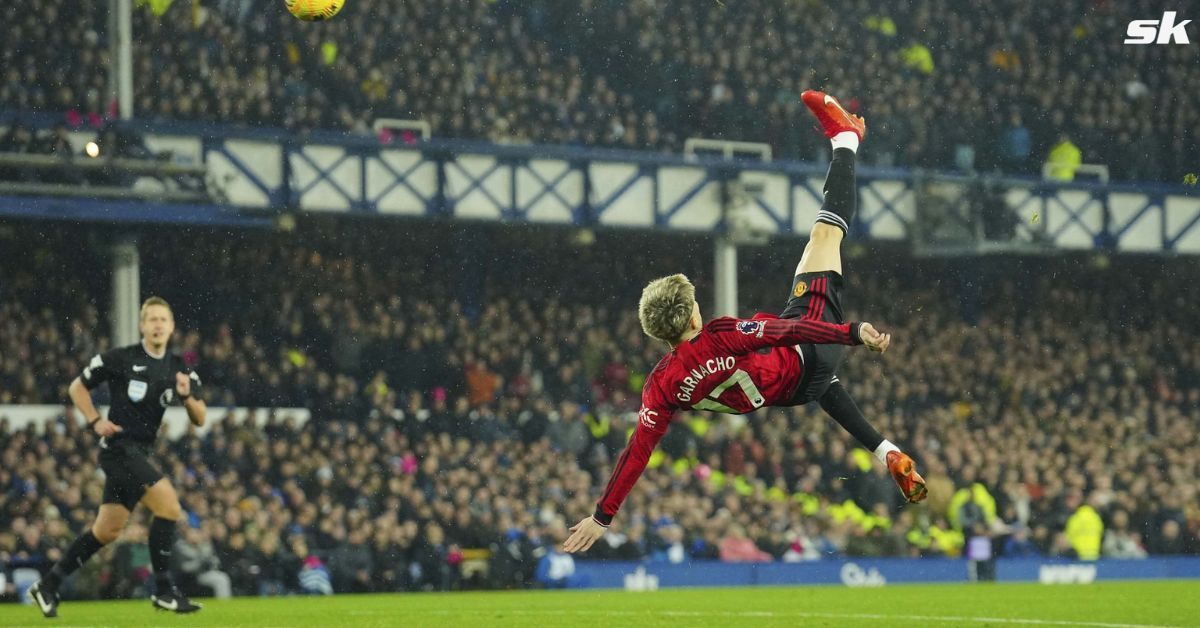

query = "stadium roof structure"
[1, 118, 1199, 254]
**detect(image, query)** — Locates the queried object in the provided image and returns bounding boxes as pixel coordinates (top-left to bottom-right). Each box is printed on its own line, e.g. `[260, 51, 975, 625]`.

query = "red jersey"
[593, 314, 862, 525]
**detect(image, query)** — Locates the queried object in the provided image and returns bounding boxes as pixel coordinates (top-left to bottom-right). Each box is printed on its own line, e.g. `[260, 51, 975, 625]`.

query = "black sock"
[815, 148, 858, 234]
[46, 531, 105, 588]
[818, 381, 884, 451]
[149, 517, 178, 591]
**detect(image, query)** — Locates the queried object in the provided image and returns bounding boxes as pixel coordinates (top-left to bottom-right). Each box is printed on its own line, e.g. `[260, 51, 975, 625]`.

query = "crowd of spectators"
[0, 225, 107, 405]
[2, 0, 1196, 183]
[1, 220, 1199, 600]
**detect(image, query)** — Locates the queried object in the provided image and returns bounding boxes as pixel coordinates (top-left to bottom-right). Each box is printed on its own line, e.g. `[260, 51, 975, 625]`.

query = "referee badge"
[128, 380, 148, 402]
[793, 281, 808, 298]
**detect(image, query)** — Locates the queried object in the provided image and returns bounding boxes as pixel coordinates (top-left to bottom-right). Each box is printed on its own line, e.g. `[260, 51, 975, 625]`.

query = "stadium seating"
[2, 0, 1197, 183]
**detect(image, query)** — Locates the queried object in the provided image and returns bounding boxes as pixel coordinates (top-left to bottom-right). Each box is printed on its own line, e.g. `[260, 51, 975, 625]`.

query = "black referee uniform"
[32, 342, 205, 617]
[80, 344, 204, 508]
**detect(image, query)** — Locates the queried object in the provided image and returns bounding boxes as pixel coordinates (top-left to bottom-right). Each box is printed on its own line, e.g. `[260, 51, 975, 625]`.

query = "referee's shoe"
[152, 587, 203, 614]
[29, 580, 59, 618]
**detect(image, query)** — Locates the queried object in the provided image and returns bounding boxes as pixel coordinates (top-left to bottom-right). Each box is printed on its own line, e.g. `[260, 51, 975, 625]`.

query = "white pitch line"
[413, 608, 1177, 628]
[661, 610, 1177, 628]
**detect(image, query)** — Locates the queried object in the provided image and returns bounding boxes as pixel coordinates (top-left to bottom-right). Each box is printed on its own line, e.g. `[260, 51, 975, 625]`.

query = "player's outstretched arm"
[566, 405, 671, 553]
[710, 317, 891, 354]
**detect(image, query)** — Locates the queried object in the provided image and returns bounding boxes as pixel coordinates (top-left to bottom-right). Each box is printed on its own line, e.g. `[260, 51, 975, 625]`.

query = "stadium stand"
[2, 0, 1197, 182]
[2, 220, 1198, 599]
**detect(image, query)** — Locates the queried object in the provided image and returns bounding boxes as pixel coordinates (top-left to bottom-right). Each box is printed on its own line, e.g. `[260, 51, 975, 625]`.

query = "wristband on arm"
[849, 322, 864, 345]
[591, 507, 613, 527]
[88, 416, 101, 428]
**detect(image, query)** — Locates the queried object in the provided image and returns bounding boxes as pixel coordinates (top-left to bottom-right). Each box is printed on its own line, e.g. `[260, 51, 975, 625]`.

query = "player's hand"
[93, 419, 123, 437]
[563, 516, 607, 554]
[859, 322, 891, 353]
[175, 372, 191, 399]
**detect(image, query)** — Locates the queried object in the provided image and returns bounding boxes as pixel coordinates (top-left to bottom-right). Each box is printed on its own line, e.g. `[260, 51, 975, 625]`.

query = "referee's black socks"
[149, 517, 178, 592]
[45, 530, 105, 589]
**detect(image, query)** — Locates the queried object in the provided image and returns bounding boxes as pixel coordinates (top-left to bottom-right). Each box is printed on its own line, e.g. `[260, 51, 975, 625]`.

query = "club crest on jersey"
[793, 281, 808, 298]
[737, 320, 764, 337]
[128, 380, 148, 402]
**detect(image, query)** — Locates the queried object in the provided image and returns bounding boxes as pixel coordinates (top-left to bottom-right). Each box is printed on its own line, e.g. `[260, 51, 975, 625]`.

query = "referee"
[31, 297, 204, 617]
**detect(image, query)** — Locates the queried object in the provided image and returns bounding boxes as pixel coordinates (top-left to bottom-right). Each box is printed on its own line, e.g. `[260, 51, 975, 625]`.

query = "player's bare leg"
[796, 223, 844, 276]
[141, 479, 201, 613]
[801, 90, 926, 503]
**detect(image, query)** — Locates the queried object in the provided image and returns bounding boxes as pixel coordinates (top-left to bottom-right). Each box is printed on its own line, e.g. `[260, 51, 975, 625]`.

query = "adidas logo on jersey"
[638, 408, 659, 429]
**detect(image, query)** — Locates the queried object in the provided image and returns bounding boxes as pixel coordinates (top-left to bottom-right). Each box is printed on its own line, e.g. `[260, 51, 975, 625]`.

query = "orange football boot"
[886, 450, 928, 503]
[801, 90, 867, 140]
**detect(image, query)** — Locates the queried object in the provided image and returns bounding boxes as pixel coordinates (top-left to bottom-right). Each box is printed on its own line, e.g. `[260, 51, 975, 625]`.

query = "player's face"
[691, 301, 702, 329]
[140, 305, 175, 348]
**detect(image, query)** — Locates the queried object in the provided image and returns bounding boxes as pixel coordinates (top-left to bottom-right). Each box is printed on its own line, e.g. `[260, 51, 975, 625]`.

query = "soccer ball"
[285, 0, 344, 21]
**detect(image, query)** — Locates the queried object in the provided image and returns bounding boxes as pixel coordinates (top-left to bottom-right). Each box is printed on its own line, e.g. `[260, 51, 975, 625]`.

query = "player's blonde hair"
[139, 296, 173, 321]
[638, 274, 696, 344]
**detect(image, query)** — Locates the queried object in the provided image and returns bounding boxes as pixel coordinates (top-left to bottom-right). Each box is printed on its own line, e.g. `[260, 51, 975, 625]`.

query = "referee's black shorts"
[780, 270, 847, 406]
[98, 439, 163, 510]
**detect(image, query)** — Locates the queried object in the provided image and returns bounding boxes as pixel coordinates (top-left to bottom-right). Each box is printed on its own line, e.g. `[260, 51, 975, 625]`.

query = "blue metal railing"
[1, 115, 1198, 252]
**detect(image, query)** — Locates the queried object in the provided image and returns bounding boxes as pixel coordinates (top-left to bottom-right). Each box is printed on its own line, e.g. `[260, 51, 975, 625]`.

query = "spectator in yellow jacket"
[1065, 492, 1104, 560]
[1045, 133, 1083, 181]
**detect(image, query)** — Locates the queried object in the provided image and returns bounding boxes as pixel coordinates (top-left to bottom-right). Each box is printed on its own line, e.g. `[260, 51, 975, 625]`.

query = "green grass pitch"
[2, 581, 1197, 627]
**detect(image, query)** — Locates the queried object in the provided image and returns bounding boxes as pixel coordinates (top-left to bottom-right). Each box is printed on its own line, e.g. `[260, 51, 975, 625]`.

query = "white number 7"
[691, 369, 764, 414]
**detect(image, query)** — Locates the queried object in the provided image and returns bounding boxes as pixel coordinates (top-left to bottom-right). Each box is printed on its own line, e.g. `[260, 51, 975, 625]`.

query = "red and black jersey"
[593, 314, 862, 525]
